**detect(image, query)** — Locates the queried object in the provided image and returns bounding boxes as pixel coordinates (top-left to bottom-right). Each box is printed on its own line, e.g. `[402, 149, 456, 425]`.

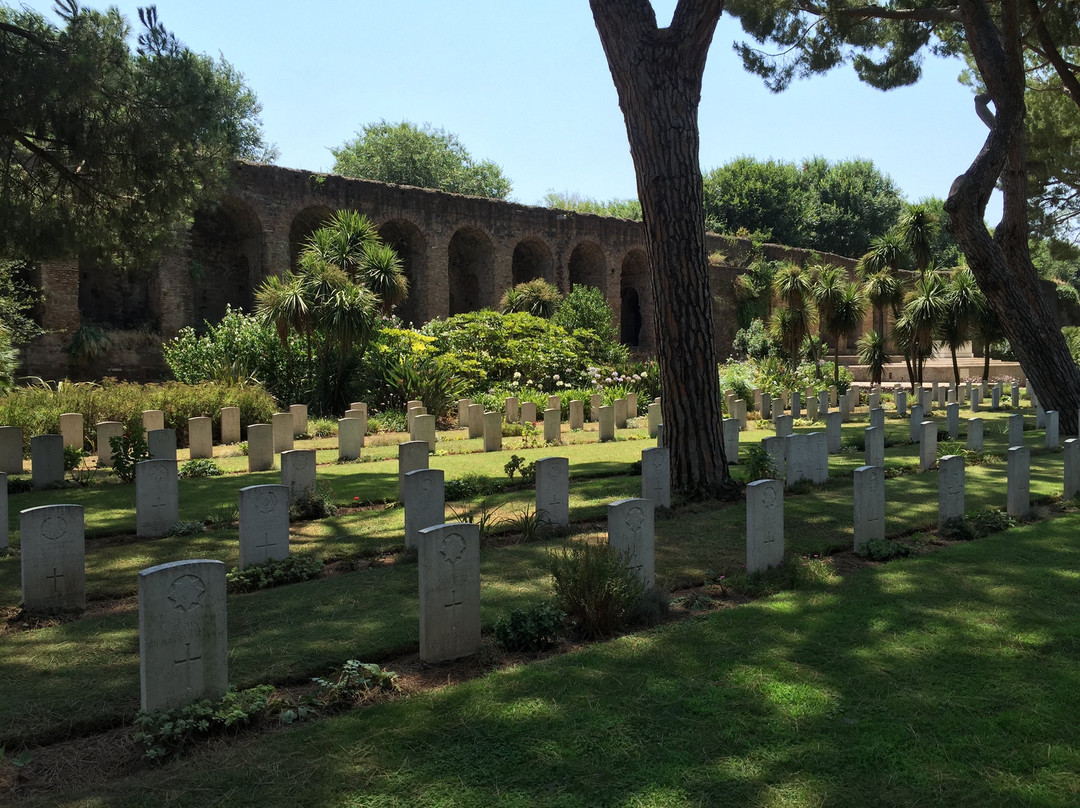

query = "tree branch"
[795, 0, 961, 23]
[1026, 0, 1080, 108]
[0, 20, 53, 51]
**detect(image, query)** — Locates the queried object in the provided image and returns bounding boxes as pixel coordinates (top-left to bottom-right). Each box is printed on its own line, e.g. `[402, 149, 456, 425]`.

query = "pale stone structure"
[939, 455, 965, 526]
[136, 459, 179, 538]
[808, 432, 829, 484]
[20, 503, 85, 613]
[919, 421, 937, 472]
[281, 449, 317, 503]
[188, 417, 213, 460]
[220, 407, 241, 444]
[967, 418, 984, 452]
[272, 413, 294, 453]
[142, 410, 165, 434]
[290, 404, 308, 437]
[746, 479, 784, 574]
[31, 434, 64, 489]
[504, 396, 520, 424]
[853, 465, 885, 551]
[543, 408, 561, 444]
[1065, 439, 1080, 499]
[413, 414, 437, 451]
[417, 523, 481, 664]
[785, 434, 809, 487]
[238, 484, 290, 568]
[483, 411, 503, 452]
[1046, 410, 1060, 449]
[521, 401, 538, 424]
[338, 417, 363, 461]
[569, 399, 584, 430]
[864, 426, 885, 468]
[95, 421, 123, 466]
[468, 403, 485, 439]
[614, 398, 628, 429]
[398, 440, 430, 501]
[1008, 414, 1024, 448]
[247, 424, 274, 472]
[404, 469, 445, 549]
[723, 418, 740, 465]
[1007, 445, 1030, 517]
[59, 412, 83, 450]
[608, 498, 655, 587]
[0, 426, 23, 474]
[598, 405, 615, 442]
[647, 402, 661, 438]
[641, 446, 671, 508]
[825, 412, 842, 454]
[147, 428, 177, 461]
[535, 457, 570, 526]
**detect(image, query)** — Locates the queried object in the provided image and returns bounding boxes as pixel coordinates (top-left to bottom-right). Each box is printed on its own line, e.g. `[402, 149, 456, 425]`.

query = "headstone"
[656, 423, 664, 448]
[457, 399, 471, 429]
[608, 498, 656, 587]
[937, 386, 948, 409]
[1008, 413, 1024, 448]
[535, 457, 569, 526]
[0, 426, 23, 474]
[839, 393, 852, 423]
[775, 414, 793, 438]
[641, 446, 671, 508]
[919, 388, 931, 413]
[919, 421, 937, 472]
[895, 389, 907, 417]
[344, 405, 368, 439]
[761, 393, 772, 421]
[723, 418, 740, 465]
[991, 385, 1001, 410]
[746, 479, 784, 574]
[483, 411, 502, 452]
[807, 394, 819, 421]
[338, 417, 363, 460]
[869, 407, 885, 431]
[909, 404, 924, 442]
[829, 385, 838, 407]
[521, 401, 538, 425]
[272, 413, 294, 453]
[853, 466, 885, 552]
[785, 434, 809, 487]
[290, 404, 308, 437]
[220, 407, 241, 444]
[569, 399, 585, 430]
[946, 403, 959, 440]
[939, 454, 965, 526]
[947, 387, 957, 405]
[1046, 410, 1060, 449]
[725, 390, 736, 417]
[762, 436, 787, 481]
[971, 388, 981, 412]
[31, 434, 64, 489]
[147, 428, 177, 461]
[398, 440, 430, 502]
[138, 559, 228, 712]
[590, 394, 602, 422]
[613, 398, 628, 429]
[547, 395, 561, 413]
[58, 412, 83, 450]
[404, 469, 445, 549]
[825, 412, 842, 454]
[1011, 382, 1020, 409]
[753, 388, 763, 413]
[598, 405, 616, 441]
[247, 424, 274, 472]
[542, 408, 561, 443]
[1065, 439, 1080, 499]
[468, 403, 485, 438]
[1036, 403, 1046, 429]
[142, 410, 165, 434]
[20, 504, 85, 613]
[818, 390, 830, 416]
[281, 449, 316, 503]
[406, 404, 426, 435]
[238, 484, 290, 568]
[734, 399, 747, 430]
[790, 392, 802, 420]
[412, 413, 437, 451]
[779, 390, 789, 412]
[864, 426, 885, 468]
[626, 392, 638, 417]
[0, 473, 6, 551]
[966, 380, 974, 403]
[808, 432, 829, 484]
[417, 523, 481, 663]
[95, 421, 123, 466]
[504, 396, 520, 424]
[980, 381, 989, 399]
[136, 459, 179, 538]
[1007, 445, 1030, 517]
[868, 391, 880, 411]
[188, 417, 213, 460]
[647, 402, 661, 437]
[967, 418, 984, 451]
[958, 383, 968, 406]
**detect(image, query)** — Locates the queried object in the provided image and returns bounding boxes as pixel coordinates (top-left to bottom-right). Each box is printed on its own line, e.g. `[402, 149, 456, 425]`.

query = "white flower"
[553, 374, 560, 381]
[526, 380, 533, 386]
[513, 371, 521, 379]
[641, 371, 648, 378]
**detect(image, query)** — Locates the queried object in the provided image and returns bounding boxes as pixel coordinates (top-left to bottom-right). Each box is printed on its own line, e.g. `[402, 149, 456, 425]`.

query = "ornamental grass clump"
[548, 540, 645, 639]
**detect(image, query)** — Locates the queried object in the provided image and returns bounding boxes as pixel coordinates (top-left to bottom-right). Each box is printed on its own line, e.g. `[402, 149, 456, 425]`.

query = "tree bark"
[945, 0, 1080, 433]
[591, 0, 736, 498]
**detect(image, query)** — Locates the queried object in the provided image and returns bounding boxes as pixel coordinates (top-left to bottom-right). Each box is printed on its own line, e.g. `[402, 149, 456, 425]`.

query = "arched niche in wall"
[189, 197, 264, 327]
[619, 248, 651, 349]
[568, 241, 607, 296]
[448, 227, 495, 315]
[511, 238, 554, 286]
[288, 204, 336, 270]
[79, 257, 153, 329]
[377, 218, 427, 326]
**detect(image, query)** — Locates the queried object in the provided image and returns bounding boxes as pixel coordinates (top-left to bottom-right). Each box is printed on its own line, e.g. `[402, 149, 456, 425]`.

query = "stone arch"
[79, 258, 153, 329]
[448, 227, 495, 315]
[620, 249, 653, 349]
[511, 238, 555, 286]
[189, 197, 264, 326]
[568, 241, 607, 295]
[288, 204, 336, 269]
[377, 218, 428, 325]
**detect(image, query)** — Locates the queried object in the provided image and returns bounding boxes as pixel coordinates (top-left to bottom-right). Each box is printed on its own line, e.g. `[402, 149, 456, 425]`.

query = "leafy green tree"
[331, 121, 512, 199]
[799, 157, 905, 257]
[702, 157, 807, 245]
[857, 330, 891, 386]
[769, 263, 816, 367]
[897, 202, 941, 279]
[0, 2, 275, 264]
[500, 279, 563, 319]
[541, 192, 642, 220]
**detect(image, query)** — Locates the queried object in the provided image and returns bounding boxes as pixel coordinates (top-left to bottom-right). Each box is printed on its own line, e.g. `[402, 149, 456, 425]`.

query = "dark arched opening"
[621, 287, 642, 346]
[448, 227, 495, 315]
[511, 238, 554, 286]
[378, 218, 427, 325]
[620, 249, 653, 350]
[190, 197, 263, 326]
[288, 205, 335, 269]
[568, 242, 606, 295]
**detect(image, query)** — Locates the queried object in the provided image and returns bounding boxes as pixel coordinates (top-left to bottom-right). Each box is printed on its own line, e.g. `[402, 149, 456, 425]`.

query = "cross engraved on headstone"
[255, 532, 277, 553]
[46, 567, 64, 592]
[443, 588, 464, 632]
[174, 642, 203, 694]
[168, 574, 206, 612]
[761, 486, 778, 543]
[41, 516, 67, 541]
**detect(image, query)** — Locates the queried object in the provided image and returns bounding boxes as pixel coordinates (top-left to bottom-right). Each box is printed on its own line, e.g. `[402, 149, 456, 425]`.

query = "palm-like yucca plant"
[856, 231, 905, 278]
[863, 270, 905, 341]
[304, 210, 380, 276]
[499, 279, 563, 318]
[937, 267, 981, 386]
[857, 330, 891, 386]
[898, 203, 940, 279]
[902, 271, 947, 386]
[769, 304, 815, 368]
[362, 242, 408, 314]
[772, 261, 813, 309]
[827, 281, 868, 385]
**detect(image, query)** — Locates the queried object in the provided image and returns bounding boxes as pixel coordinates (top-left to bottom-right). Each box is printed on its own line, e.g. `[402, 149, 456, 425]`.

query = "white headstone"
[967, 418, 984, 451]
[95, 421, 123, 466]
[535, 457, 569, 526]
[272, 413, 294, 453]
[504, 396, 520, 424]
[818, 390, 830, 416]
[20, 503, 85, 613]
[1007, 445, 1030, 517]
[412, 413, 437, 451]
[608, 498, 655, 588]
[723, 418, 740, 465]
[483, 411, 503, 452]
[1008, 413, 1024, 448]
[1036, 403, 1046, 429]
[417, 523, 481, 663]
[142, 410, 165, 434]
[971, 388, 981, 412]
[281, 449, 316, 503]
[590, 394, 602, 422]
[338, 417, 363, 460]
[1065, 439, 1080, 500]
[614, 398, 628, 429]
[626, 392, 638, 417]
[946, 402, 959, 440]
[825, 412, 842, 454]
[808, 432, 829, 484]
[938, 454, 965, 526]
[829, 385, 838, 407]
[220, 407, 241, 444]
[569, 400, 585, 430]
[31, 434, 64, 489]
[746, 479, 784, 574]
[785, 434, 809, 487]
[908, 405, 924, 442]
[991, 385, 1001, 410]
[58, 412, 83, 450]
[1010, 383, 1020, 409]
[761, 392, 772, 420]
[864, 426, 885, 468]
[734, 399, 747, 429]
[790, 391, 802, 419]
[398, 440, 430, 501]
[136, 459, 179, 538]
[546, 395, 561, 413]
[521, 401, 538, 425]
[404, 469, 445, 549]
[919, 421, 937, 472]
[147, 428, 177, 462]
[869, 407, 885, 431]
[807, 393, 819, 421]
[895, 389, 907, 416]
[647, 403, 661, 437]
[598, 405, 616, 442]
[406, 404, 426, 435]
[188, 417, 213, 460]
[775, 414, 793, 438]
[1046, 410, 1060, 449]
[467, 404, 485, 440]
[247, 423, 274, 472]
[0, 426, 23, 474]
[238, 485, 290, 568]
[762, 436, 787, 481]
[343, 406, 368, 441]
[641, 446, 671, 508]
[543, 408, 561, 444]
[138, 559, 228, 712]
[853, 466, 885, 552]
[457, 399, 471, 429]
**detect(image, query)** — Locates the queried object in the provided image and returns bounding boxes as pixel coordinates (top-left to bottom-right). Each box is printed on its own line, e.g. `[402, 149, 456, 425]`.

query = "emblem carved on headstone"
[168, 575, 206, 612]
[41, 516, 67, 541]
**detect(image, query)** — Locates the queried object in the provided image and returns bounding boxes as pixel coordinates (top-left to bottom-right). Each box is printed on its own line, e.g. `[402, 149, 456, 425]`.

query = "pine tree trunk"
[591, 0, 735, 498]
[947, 0, 1080, 433]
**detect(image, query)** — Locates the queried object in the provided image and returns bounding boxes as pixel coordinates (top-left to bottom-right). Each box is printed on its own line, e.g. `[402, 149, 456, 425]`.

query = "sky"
[16, 0, 1002, 220]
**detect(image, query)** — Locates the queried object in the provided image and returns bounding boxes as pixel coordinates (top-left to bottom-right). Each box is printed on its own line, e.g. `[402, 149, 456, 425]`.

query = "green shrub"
[108, 433, 150, 483]
[444, 473, 500, 500]
[548, 541, 646, 639]
[551, 285, 628, 367]
[731, 318, 777, 361]
[503, 455, 536, 484]
[857, 538, 913, 561]
[311, 660, 401, 709]
[493, 604, 566, 652]
[289, 486, 338, 521]
[226, 555, 325, 593]
[168, 521, 205, 537]
[178, 459, 224, 478]
[743, 444, 778, 482]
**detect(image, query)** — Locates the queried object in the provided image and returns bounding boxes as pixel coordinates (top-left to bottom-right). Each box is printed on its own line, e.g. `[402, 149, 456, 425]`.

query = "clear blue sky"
[18, 0, 1002, 219]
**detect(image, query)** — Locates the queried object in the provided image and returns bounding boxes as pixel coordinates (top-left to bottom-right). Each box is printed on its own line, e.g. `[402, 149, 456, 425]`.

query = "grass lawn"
[3, 398, 1078, 806]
